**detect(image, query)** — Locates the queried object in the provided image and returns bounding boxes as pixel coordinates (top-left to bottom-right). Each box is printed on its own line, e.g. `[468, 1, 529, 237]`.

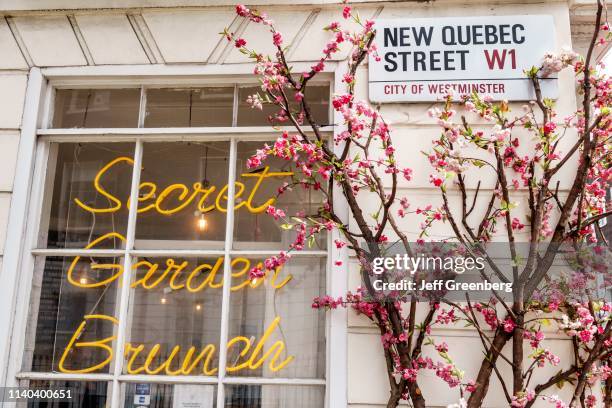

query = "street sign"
[369, 15, 557, 102]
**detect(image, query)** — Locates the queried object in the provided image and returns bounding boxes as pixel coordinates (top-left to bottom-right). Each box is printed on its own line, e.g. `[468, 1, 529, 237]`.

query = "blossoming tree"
[223, 1, 611, 407]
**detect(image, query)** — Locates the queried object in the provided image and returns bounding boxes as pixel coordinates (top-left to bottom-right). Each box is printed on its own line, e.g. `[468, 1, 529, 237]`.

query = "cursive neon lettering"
[58, 314, 118, 373]
[73, 157, 134, 213]
[60, 315, 293, 375]
[73, 157, 293, 216]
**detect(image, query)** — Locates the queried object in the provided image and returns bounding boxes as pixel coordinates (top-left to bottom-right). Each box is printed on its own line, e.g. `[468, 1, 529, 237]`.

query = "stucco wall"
[0, 0, 603, 407]
[0, 15, 28, 278]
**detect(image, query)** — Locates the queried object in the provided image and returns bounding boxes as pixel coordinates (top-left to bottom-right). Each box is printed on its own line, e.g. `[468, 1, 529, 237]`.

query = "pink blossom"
[435, 342, 449, 353]
[586, 395, 597, 408]
[312, 295, 343, 310]
[342, 73, 354, 84]
[430, 175, 444, 187]
[334, 239, 347, 249]
[435, 308, 458, 325]
[511, 390, 535, 408]
[272, 31, 283, 46]
[465, 380, 477, 393]
[235, 4, 249, 16]
[266, 205, 286, 220]
[543, 121, 557, 135]
[342, 5, 352, 19]
[402, 168, 413, 181]
[402, 368, 418, 382]
[511, 218, 525, 231]
[325, 21, 340, 31]
[579, 329, 593, 343]
[503, 317, 516, 333]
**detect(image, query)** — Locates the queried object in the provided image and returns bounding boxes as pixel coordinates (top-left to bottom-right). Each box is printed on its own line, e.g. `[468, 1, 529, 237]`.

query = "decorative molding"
[207, 14, 248, 64]
[127, 13, 164, 64]
[4, 16, 33, 67]
[67, 14, 95, 65]
[285, 9, 321, 60]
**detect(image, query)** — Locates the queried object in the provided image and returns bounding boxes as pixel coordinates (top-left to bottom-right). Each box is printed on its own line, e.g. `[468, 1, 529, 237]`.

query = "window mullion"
[232, 84, 239, 127]
[138, 87, 147, 128]
[216, 138, 238, 407]
[110, 139, 143, 408]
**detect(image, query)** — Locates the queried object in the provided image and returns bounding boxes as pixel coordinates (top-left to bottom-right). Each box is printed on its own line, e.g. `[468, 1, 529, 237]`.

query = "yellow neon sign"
[58, 314, 118, 374]
[59, 314, 293, 375]
[61, 156, 298, 375]
[73, 157, 293, 216]
[67, 232, 292, 291]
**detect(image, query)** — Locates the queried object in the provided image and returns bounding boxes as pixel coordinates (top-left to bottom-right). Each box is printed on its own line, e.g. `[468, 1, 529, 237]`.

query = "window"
[19, 83, 332, 408]
[51, 86, 330, 128]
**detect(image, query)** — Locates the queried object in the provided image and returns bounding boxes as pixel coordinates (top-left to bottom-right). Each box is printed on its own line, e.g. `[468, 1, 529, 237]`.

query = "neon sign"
[67, 232, 292, 292]
[59, 315, 292, 375]
[73, 157, 293, 215]
[58, 157, 296, 375]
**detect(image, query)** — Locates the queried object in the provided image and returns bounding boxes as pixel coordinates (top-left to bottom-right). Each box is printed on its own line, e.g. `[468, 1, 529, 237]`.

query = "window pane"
[123, 383, 216, 408]
[227, 257, 326, 379]
[21, 380, 109, 408]
[224, 385, 324, 408]
[233, 142, 326, 250]
[134, 142, 229, 250]
[126, 257, 223, 376]
[237, 85, 329, 126]
[42, 143, 134, 249]
[53, 89, 140, 128]
[24, 256, 120, 373]
[144, 87, 233, 127]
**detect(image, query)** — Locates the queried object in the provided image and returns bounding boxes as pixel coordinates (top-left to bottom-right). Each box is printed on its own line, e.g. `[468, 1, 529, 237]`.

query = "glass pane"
[237, 85, 329, 126]
[224, 385, 324, 408]
[227, 257, 326, 378]
[19, 380, 109, 408]
[125, 257, 223, 376]
[123, 383, 216, 408]
[53, 89, 140, 128]
[42, 143, 134, 249]
[134, 142, 229, 250]
[233, 142, 326, 250]
[144, 87, 234, 127]
[24, 256, 120, 373]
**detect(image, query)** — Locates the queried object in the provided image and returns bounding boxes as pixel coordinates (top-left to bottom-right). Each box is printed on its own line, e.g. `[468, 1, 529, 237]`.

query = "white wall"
[0, 15, 28, 273]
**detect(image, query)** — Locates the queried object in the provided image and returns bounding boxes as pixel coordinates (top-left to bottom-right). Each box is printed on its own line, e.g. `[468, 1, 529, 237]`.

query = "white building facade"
[0, 1, 605, 407]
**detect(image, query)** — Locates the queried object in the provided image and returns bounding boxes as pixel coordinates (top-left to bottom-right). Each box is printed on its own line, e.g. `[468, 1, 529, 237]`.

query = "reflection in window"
[53, 89, 140, 128]
[25, 256, 119, 373]
[237, 85, 330, 126]
[126, 257, 224, 375]
[228, 258, 326, 379]
[233, 142, 326, 250]
[135, 142, 230, 250]
[123, 383, 217, 408]
[51, 85, 330, 128]
[225, 385, 324, 408]
[144, 87, 234, 127]
[43, 143, 134, 249]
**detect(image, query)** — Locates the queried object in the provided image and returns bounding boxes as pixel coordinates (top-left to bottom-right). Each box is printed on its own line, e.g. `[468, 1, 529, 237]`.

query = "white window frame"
[0, 63, 349, 408]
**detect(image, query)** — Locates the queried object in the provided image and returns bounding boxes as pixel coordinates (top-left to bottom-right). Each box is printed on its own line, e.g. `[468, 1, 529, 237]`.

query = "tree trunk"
[385, 382, 426, 408]
[467, 329, 512, 407]
[604, 374, 612, 407]
[513, 306, 525, 394]
[386, 388, 402, 408]
[407, 382, 426, 408]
